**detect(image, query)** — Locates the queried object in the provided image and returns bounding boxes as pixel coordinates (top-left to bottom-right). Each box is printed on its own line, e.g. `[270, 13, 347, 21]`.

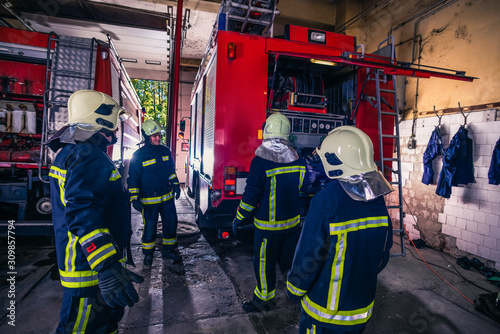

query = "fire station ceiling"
[0, 0, 341, 82]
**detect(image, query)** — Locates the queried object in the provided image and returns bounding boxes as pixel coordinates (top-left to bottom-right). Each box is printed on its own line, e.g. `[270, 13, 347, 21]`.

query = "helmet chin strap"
[99, 129, 118, 146]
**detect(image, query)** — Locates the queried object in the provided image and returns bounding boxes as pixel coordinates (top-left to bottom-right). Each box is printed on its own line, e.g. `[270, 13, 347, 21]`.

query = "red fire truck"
[185, 2, 474, 242]
[0, 27, 142, 235]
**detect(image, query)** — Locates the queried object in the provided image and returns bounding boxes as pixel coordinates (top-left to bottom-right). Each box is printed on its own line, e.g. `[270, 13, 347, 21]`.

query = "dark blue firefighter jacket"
[488, 138, 500, 185]
[235, 156, 306, 233]
[286, 180, 392, 331]
[48, 133, 131, 297]
[422, 126, 443, 185]
[436, 126, 475, 198]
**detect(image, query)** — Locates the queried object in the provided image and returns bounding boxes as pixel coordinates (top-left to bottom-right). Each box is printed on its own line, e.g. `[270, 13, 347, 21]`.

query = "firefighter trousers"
[252, 227, 300, 305]
[57, 293, 124, 334]
[141, 200, 178, 255]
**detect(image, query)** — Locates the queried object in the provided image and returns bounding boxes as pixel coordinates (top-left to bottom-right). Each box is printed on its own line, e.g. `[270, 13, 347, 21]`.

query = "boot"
[162, 250, 182, 263]
[242, 299, 275, 313]
[143, 254, 153, 266]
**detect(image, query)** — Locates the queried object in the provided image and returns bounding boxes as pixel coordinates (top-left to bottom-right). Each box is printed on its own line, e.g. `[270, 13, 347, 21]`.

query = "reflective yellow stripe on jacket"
[254, 215, 300, 230]
[301, 296, 374, 326]
[266, 166, 305, 221]
[49, 166, 67, 206]
[59, 269, 99, 289]
[140, 191, 174, 205]
[300, 216, 388, 325]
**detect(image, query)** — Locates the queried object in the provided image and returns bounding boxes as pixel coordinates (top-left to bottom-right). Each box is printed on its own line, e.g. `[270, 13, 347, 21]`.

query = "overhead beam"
[140, 0, 221, 13]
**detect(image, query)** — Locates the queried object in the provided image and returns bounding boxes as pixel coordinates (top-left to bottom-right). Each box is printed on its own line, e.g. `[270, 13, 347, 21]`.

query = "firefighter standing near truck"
[233, 112, 307, 312]
[286, 126, 394, 334]
[47, 90, 140, 333]
[128, 119, 181, 266]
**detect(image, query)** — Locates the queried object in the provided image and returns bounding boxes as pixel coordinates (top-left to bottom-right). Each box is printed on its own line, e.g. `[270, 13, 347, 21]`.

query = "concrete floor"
[1, 186, 499, 333]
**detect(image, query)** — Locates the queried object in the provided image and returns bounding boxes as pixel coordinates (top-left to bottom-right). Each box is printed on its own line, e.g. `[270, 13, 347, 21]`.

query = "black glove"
[97, 263, 139, 308]
[132, 200, 142, 212]
[232, 217, 244, 237]
[173, 186, 181, 200]
[125, 268, 144, 284]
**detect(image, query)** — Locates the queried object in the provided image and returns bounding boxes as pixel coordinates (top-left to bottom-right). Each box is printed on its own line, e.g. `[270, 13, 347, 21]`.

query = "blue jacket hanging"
[488, 138, 500, 185]
[436, 126, 475, 198]
[422, 126, 443, 185]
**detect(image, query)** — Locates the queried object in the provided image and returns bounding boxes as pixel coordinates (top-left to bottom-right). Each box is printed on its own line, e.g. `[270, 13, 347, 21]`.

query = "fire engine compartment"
[265, 52, 358, 195]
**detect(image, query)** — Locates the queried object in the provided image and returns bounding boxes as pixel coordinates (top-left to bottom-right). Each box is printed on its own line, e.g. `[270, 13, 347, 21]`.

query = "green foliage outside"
[131, 79, 169, 128]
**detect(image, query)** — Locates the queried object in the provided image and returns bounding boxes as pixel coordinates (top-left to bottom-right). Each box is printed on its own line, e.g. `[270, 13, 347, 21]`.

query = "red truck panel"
[212, 31, 268, 193]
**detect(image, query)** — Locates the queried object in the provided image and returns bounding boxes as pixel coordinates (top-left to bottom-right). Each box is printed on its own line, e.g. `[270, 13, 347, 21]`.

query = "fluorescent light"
[121, 58, 137, 63]
[145, 60, 161, 65]
[310, 59, 336, 66]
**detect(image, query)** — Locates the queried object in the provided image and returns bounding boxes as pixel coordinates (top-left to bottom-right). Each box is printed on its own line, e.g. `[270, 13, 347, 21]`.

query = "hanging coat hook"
[433, 105, 442, 126]
[458, 102, 469, 126]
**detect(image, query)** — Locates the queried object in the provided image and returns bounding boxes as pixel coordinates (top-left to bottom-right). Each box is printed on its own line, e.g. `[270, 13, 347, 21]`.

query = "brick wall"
[395, 109, 500, 269]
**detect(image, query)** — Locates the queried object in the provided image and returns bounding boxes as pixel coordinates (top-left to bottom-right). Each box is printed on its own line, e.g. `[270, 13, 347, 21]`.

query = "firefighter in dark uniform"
[47, 90, 140, 333]
[233, 112, 307, 313]
[128, 119, 181, 266]
[286, 126, 394, 334]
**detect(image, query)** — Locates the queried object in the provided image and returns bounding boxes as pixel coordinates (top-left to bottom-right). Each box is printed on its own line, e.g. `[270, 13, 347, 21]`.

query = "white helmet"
[263, 112, 290, 141]
[316, 126, 393, 201]
[67, 90, 125, 131]
[141, 119, 162, 137]
[316, 126, 377, 179]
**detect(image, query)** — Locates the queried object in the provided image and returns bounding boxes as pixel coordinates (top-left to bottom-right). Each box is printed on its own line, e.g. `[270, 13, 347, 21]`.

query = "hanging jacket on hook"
[422, 126, 444, 185]
[488, 137, 500, 185]
[436, 126, 475, 198]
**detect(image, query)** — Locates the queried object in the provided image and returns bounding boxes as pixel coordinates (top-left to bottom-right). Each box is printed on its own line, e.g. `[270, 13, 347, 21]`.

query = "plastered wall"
[341, 0, 500, 267]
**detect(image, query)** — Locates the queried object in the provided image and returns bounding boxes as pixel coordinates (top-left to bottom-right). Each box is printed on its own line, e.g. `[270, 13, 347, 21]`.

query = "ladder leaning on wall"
[361, 36, 406, 257]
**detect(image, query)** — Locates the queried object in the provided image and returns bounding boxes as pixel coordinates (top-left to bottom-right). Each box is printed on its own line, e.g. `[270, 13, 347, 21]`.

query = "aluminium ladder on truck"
[40, 33, 96, 170]
[221, 0, 279, 36]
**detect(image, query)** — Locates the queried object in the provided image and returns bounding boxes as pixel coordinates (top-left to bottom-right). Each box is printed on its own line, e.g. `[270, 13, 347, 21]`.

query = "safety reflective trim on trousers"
[286, 280, 306, 297]
[254, 287, 276, 301]
[162, 156, 170, 161]
[140, 192, 173, 205]
[79, 228, 111, 246]
[306, 324, 317, 334]
[162, 237, 177, 245]
[142, 240, 156, 250]
[86, 243, 117, 270]
[329, 216, 389, 235]
[301, 295, 374, 325]
[49, 166, 67, 206]
[265, 165, 306, 177]
[142, 159, 156, 167]
[130, 195, 138, 201]
[254, 238, 275, 301]
[169, 173, 177, 180]
[254, 215, 300, 231]
[65, 232, 78, 272]
[129, 188, 139, 193]
[239, 201, 255, 212]
[73, 297, 91, 333]
[59, 269, 99, 289]
[109, 170, 121, 181]
[327, 233, 346, 310]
